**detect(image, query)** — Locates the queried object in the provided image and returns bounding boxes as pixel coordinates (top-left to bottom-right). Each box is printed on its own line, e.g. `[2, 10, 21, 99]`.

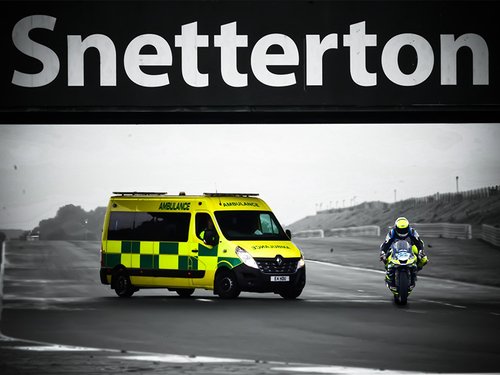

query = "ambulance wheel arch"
[111, 266, 136, 298]
[214, 267, 241, 299]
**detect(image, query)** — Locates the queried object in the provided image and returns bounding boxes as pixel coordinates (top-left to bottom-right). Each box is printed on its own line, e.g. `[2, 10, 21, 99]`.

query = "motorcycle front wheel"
[397, 271, 409, 305]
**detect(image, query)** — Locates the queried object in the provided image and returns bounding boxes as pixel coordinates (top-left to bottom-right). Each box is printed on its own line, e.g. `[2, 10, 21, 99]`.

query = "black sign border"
[1, 105, 499, 124]
[2, 0, 500, 123]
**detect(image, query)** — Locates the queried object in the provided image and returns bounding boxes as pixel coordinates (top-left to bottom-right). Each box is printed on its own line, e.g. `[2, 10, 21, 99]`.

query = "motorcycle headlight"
[235, 246, 259, 269]
[397, 253, 410, 262]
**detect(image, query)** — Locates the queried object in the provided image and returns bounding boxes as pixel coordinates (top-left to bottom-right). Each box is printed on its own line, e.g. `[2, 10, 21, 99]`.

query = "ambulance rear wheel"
[176, 289, 195, 298]
[113, 271, 135, 298]
[215, 271, 240, 299]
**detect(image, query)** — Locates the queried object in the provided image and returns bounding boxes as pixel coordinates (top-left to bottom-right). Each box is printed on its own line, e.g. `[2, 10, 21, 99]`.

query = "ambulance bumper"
[100, 268, 110, 284]
[233, 264, 306, 293]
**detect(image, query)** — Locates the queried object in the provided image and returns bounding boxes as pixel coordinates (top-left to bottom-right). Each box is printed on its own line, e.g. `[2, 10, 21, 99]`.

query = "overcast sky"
[1, 124, 499, 230]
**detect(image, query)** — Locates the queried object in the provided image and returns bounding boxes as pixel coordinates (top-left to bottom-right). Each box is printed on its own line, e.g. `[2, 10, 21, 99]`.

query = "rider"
[379, 217, 428, 287]
[199, 217, 218, 246]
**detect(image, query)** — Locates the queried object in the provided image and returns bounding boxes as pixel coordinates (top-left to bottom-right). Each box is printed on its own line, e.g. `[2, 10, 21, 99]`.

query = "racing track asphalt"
[1, 240, 500, 374]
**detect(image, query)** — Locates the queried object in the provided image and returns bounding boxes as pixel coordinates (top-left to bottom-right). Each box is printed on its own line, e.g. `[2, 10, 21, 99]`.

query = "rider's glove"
[379, 251, 386, 263]
[417, 251, 428, 268]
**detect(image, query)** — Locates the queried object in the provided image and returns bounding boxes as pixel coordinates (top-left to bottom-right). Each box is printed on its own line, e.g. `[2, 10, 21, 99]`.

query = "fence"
[412, 223, 472, 240]
[294, 223, 473, 240]
[293, 229, 324, 239]
[402, 186, 500, 207]
[294, 223, 500, 243]
[325, 225, 380, 237]
[293, 226, 380, 238]
[482, 224, 500, 247]
[316, 185, 500, 214]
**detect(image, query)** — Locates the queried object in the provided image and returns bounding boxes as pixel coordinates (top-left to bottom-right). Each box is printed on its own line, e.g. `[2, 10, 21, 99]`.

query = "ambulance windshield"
[214, 211, 289, 241]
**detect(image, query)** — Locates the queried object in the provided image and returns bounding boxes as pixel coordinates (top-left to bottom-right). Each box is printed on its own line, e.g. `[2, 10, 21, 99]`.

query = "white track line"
[1, 327, 498, 373]
[421, 299, 467, 309]
[109, 354, 252, 364]
[271, 366, 500, 374]
[12, 345, 100, 352]
[307, 260, 385, 275]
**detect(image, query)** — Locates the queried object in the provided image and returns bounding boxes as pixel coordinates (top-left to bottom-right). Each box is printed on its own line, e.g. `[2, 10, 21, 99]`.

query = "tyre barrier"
[325, 225, 381, 237]
[293, 226, 381, 238]
[412, 223, 472, 240]
[294, 223, 475, 240]
[293, 229, 325, 238]
[482, 224, 500, 247]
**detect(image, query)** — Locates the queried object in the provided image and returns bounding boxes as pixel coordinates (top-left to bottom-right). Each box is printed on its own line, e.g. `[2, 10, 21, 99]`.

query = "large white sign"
[12, 16, 489, 89]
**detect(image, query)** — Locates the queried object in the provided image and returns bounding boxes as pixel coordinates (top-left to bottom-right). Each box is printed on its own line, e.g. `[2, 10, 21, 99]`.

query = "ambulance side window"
[108, 212, 135, 240]
[196, 214, 204, 238]
[134, 212, 190, 242]
[196, 213, 219, 245]
[196, 213, 213, 237]
[108, 212, 190, 242]
[155, 213, 190, 242]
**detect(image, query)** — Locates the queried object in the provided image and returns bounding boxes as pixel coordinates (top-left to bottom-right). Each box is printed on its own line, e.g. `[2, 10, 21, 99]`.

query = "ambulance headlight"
[297, 255, 305, 270]
[235, 246, 259, 269]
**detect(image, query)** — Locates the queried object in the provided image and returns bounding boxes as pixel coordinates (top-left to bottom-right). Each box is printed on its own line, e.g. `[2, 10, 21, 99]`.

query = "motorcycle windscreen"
[391, 240, 412, 262]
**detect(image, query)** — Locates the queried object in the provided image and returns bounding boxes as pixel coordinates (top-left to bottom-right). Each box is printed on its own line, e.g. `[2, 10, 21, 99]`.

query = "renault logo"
[275, 255, 283, 266]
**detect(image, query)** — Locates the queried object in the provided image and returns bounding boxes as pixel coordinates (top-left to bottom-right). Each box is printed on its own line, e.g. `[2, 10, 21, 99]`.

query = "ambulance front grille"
[255, 258, 298, 274]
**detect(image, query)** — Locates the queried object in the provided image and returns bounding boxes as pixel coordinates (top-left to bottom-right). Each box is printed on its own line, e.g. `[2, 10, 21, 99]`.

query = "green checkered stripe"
[105, 241, 241, 271]
[199, 243, 242, 269]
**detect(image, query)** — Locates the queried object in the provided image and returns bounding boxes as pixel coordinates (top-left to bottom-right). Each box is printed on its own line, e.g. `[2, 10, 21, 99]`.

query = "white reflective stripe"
[413, 229, 421, 240]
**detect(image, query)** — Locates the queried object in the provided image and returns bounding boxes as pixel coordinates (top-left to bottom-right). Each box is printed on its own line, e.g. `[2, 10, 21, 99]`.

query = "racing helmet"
[394, 217, 410, 237]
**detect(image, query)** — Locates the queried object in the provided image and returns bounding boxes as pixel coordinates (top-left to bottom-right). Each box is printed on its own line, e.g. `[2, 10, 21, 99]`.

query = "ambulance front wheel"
[113, 270, 135, 298]
[215, 270, 241, 299]
[279, 286, 303, 300]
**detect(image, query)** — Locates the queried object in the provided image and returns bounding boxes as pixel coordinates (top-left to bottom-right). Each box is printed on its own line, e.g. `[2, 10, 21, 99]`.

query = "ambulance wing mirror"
[285, 229, 292, 240]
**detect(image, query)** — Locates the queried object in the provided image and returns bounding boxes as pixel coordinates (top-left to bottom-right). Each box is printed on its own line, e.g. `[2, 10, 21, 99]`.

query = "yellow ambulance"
[99, 192, 306, 299]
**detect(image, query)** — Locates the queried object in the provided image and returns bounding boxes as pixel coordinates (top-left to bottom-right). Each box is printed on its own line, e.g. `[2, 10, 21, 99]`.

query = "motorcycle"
[385, 240, 418, 305]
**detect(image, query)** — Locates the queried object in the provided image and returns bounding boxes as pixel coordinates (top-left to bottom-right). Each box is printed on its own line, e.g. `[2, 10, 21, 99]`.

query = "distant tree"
[38, 204, 106, 240]
[56, 204, 87, 222]
[0, 231, 6, 242]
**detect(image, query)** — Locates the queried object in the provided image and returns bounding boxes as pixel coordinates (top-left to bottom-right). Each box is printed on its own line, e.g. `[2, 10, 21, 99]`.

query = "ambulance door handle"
[192, 250, 199, 253]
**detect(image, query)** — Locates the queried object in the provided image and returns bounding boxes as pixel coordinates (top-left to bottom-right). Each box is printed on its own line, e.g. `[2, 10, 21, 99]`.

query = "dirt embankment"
[289, 192, 500, 235]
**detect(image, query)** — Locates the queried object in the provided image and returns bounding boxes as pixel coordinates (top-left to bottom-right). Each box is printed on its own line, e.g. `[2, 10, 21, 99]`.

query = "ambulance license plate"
[270, 276, 290, 282]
